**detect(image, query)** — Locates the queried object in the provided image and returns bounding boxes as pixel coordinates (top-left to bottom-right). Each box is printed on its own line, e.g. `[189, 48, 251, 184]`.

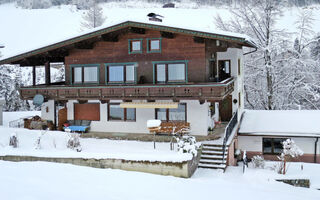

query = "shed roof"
[238, 110, 320, 137]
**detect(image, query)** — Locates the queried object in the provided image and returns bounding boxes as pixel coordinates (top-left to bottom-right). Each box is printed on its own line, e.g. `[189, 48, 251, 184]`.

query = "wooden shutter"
[74, 103, 100, 121]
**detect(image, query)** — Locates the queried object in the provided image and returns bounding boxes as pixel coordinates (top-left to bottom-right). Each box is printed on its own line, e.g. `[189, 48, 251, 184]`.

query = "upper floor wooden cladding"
[64, 29, 233, 85]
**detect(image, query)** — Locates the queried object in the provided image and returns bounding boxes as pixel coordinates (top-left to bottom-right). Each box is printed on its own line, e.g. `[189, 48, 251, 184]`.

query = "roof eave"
[0, 20, 253, 65]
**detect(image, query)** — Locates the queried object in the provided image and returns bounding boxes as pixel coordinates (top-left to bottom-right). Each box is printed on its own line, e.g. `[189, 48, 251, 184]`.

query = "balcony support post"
[32, 66, 36, 86]
[45, 62, 51, 85]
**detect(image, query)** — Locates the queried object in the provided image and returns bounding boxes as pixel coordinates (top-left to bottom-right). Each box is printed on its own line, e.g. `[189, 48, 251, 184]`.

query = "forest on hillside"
[0, 0, 320, 9]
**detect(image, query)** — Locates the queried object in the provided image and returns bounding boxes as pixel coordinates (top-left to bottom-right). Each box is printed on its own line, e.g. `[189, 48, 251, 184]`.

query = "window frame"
[105, 63, 137, 84]
[70, 64, 100, 85]
[147, 38, 162, 53]
[155, 103, 187, 122]
[153, 60, 188, 84]
[262, 138, 286, 155]
[128, 39, 143, 54]
[107, 103, 136, 122]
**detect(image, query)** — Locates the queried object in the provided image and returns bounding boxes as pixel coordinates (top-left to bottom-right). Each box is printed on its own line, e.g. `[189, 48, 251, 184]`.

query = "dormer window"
[129, 39, 143, 54]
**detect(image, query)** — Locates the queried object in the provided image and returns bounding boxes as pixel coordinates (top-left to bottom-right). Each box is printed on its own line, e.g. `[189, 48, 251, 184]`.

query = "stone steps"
[199, 142, 228, 171]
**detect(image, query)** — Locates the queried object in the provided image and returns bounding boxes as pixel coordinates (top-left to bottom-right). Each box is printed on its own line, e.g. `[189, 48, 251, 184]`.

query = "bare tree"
[215, 0, 320, 110]
[80, 0, 105, 31]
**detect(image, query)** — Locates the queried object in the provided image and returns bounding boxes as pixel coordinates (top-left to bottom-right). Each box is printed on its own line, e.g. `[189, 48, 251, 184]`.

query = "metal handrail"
[222, 111, 238, 164]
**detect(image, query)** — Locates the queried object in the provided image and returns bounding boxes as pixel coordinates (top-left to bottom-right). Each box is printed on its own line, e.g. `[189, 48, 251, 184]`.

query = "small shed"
[0, 98, 5, 126]
[238, 110, 320, 163]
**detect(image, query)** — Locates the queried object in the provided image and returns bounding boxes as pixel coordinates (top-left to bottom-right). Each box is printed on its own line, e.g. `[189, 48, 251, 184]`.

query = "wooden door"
[219, 95, 232, 122]
[58, 108, 68, 131]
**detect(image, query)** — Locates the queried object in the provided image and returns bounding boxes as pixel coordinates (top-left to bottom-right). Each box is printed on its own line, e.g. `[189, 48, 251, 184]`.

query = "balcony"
[20, 77, 234, 101]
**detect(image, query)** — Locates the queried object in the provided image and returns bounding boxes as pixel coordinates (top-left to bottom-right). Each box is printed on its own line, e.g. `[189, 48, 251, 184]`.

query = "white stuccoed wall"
[66, 99, 209, 135]
[238, 135, 320, 154]
[217, 48, 244, 121]
[41, 100, 55, 121]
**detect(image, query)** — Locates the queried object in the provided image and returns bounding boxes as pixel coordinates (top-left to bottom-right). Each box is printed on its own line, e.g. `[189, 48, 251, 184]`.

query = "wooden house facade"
[0, 20, 256, 135]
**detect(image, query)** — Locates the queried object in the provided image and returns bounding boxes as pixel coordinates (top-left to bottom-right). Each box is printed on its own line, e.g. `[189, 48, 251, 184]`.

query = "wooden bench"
[148, 121, 191, 149]
[148, 121, 190, 135]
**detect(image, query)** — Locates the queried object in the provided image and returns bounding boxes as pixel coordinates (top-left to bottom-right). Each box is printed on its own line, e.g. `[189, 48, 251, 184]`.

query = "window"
[109, 66, 124, 82]
[155, 103, 186, 121]
[108, 103, 136, 121]
[106, 64, 136, 83]
[154, 62, 187, 83]
[156, 64, 166, 82]
[147, 38, 161, 53]
[263, 138, 285, 154]
[84, 66, 98, 83]
[129, 39, 142, 54]
[218, 60, 231, 81]
[73, 67, 82, 83]
[168, 64, 185, 81]
[71, 65, 99, 84]
[238, 92, 241, 107]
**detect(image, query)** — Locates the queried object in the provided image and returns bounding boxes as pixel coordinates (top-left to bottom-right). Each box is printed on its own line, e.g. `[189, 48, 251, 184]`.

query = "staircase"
[198, 143, 228, 171]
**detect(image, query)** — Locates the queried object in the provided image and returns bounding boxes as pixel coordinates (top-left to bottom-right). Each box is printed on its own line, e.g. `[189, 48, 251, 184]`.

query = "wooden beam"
[32, 66, 36, 86]
[130, 27, 145, 34]
[193, 37, 205, 43]
[45, 62, 51, 85]
[74, 41, 95, 49]
[160, 31, 175, 39]
[101, 33, 119, 42]
[78, 100, 88, 104]
[100, 100, 109, 104]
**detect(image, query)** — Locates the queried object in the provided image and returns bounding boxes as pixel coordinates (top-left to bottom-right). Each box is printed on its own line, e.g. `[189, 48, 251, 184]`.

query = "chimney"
[147, 13, 163, 22]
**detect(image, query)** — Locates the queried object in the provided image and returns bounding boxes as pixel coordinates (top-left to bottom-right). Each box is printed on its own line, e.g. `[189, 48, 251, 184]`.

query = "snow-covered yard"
[0, 161, 319, 200]
[0, 126, 192, 162]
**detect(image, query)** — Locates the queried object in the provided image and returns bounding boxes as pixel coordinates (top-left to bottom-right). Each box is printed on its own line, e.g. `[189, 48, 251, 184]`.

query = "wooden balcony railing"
[20, 77, 234, 101]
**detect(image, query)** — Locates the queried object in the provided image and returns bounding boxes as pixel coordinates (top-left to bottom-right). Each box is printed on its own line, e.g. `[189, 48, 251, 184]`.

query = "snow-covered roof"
[0, 16, 256, 65]
[238, 110, 320, 137]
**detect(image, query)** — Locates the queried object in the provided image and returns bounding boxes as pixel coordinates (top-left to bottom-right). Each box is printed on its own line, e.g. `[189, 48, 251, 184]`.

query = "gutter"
[315, 138, 319, 163]
[243, 47, 258, 55]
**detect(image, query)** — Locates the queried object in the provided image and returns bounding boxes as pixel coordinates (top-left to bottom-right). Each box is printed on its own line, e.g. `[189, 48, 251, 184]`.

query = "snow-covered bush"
[34, 130, 46, 150]
[67, 133, 82, 152]
[9, 132, 18, 148]
[251, 155, 265, 169]
[277, 139, 303, 174]
[176, 136, 200, 156]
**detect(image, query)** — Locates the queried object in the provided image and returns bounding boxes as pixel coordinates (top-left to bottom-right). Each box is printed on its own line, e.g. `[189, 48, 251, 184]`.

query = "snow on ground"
[0, 2, 319, 59]
[2, 111, 41, 127]
[0, 126, 192, 162]
[0, 160, 319, 200]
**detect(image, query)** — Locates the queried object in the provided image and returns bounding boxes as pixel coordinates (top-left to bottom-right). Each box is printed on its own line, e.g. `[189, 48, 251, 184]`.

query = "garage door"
[74, 103, 100, 121]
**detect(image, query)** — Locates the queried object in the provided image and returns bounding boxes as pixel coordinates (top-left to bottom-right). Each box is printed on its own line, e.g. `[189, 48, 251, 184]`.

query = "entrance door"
[218, 60, 231, 81]
[219, 95, 232, 122]
[58, 107, 68, 131]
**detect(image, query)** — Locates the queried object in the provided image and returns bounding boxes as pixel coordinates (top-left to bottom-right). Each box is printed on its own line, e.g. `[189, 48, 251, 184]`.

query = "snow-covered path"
[0, 161, 319, 200]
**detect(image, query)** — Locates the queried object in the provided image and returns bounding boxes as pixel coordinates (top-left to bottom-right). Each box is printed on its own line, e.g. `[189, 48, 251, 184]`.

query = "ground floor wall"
[238, 135, 320, 163]
[41, 99, 212, 136]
